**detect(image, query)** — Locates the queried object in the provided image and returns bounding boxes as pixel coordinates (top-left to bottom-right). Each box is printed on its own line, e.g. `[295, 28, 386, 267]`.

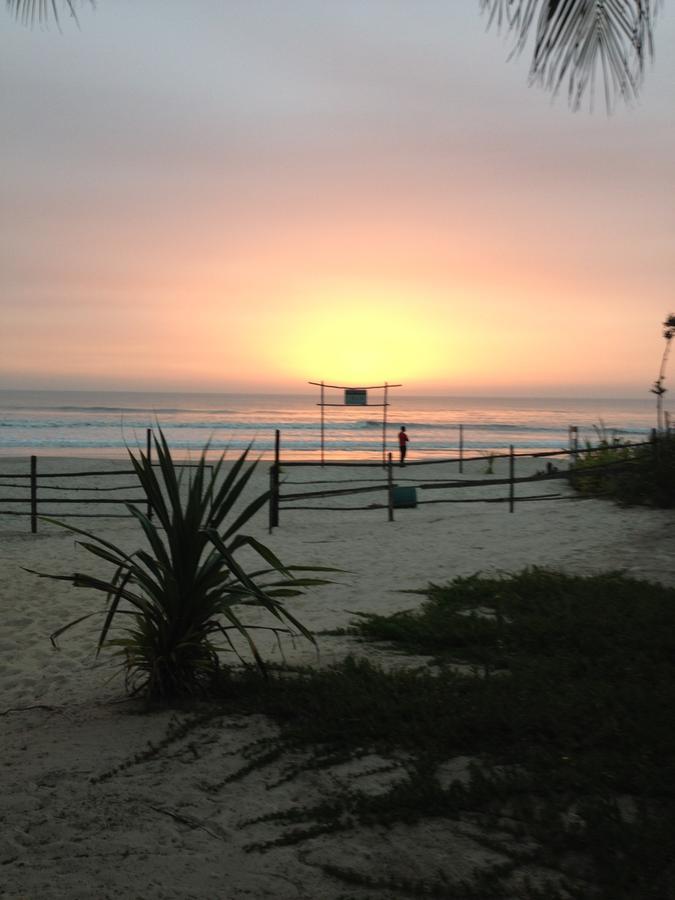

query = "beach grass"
[570, 431, 675, 508]
[96, 568, 675, 898]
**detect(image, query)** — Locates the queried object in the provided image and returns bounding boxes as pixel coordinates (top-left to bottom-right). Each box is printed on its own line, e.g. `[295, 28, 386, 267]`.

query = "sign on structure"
[345, 389, 367, 406]
[308, 381, 402, 466]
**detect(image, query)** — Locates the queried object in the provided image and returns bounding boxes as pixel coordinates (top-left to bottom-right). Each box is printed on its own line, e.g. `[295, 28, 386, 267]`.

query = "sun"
[279, 288, 450, 386]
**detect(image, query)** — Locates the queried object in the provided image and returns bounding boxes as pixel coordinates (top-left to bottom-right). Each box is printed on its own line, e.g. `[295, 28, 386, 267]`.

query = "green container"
[392, 486, 417, 508]
[344, 389, 367, 406]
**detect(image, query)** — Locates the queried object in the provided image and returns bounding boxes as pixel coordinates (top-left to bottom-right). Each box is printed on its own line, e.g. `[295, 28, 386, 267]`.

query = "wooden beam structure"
[308, 381, 402, 466]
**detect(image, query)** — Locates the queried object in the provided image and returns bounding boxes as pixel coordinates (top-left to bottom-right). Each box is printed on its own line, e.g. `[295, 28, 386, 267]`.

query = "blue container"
[392, 486, 417, 508]
[345, 389, 367, 406]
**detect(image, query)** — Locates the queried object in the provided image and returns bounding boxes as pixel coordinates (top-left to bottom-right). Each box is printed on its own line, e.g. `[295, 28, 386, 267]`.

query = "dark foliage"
[107, 569, 675, 898]
[569, 433, 675, 508]
[480, 0, 658, 110]
[31, 431, 332, 701]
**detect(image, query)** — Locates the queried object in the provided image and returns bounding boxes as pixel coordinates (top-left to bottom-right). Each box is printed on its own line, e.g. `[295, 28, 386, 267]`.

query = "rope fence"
[0, 429, 212, 533]
[0, 462, 144, 532]
[268, 428, 657, 530]
[0, 425, 661, 533]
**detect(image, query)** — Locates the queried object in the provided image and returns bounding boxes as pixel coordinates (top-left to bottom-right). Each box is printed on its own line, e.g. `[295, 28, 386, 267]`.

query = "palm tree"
[651, 314, 675, 433]
[6, 0, 84, 27]
[480, 0, 658, 110]
[7, 1, 660, 110]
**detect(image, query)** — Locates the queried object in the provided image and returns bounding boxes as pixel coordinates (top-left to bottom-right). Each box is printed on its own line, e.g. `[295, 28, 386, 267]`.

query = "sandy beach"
[1, 453, 674, 899]
[4, 0, 674, 893]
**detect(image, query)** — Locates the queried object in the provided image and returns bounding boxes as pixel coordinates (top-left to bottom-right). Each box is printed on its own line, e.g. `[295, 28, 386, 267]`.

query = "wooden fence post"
[459, 424, 464, 474]
[568, 425, 579, 461]
[387, 452, 394, 522]
[509, 445, 515, 513]
[320, 381, 325, 468]
[269, 429, 280, 532]
[146, 428, 153, 521]
[30, 455, 38, 534]
[651, 428, 659, 468]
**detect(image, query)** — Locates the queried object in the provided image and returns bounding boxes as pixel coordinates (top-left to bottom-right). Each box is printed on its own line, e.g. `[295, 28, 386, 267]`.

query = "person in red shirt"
[398, 425, 409, 467]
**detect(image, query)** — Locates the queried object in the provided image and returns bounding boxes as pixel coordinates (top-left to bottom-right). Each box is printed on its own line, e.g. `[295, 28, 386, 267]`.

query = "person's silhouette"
[398, 426, 409, 467]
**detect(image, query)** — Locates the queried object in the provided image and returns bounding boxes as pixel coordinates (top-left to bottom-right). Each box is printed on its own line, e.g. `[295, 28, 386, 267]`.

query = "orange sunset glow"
[2, 3, 674, 397]
[280, 288, 451, 385]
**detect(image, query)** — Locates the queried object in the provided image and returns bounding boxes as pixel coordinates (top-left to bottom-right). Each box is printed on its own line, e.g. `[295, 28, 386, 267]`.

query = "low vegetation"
[31, 430, 331, 701]
[569, 431, 675, 508]
[103, 569, 675, 899]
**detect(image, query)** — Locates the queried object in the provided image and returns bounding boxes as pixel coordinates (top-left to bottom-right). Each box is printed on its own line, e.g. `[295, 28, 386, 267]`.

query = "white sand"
[1, 454, 673, 898]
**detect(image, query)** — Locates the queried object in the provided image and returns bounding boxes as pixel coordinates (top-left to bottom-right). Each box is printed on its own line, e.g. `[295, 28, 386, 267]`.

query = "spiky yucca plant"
[33, 431, 332, 701]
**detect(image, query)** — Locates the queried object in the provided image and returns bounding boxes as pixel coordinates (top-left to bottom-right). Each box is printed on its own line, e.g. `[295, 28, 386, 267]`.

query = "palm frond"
[480, 0, 658, 110]
[6, 0, 88, 27]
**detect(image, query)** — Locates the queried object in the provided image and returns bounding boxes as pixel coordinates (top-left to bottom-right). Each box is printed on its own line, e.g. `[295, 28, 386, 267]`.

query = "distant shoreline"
[0, 391, 660, 460]
[0, 387, 656, 403]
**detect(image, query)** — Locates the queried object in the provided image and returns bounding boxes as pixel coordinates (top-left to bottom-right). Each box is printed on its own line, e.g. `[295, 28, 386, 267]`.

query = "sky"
[1, 1, 674, 397]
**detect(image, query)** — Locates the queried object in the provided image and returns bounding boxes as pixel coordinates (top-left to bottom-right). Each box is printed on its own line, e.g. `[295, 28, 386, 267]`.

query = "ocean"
[0, 390, 659, 461]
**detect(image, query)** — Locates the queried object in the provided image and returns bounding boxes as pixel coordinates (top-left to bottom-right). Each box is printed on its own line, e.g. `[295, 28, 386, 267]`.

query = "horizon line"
[0, 386, 659, 402]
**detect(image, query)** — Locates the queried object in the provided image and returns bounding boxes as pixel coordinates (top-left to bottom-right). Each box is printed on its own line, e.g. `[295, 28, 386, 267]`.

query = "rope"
[416, 493, 563, 505]
[0, 510, 134, 519]
[0, 481, 140, 492]
[278, 504, 386, 512]
[282, 477, 384, 485]
[280, 484, 384, 501]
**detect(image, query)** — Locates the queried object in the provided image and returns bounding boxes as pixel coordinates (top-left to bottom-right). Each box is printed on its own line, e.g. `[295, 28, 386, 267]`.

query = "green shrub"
[569, 433, 675, 508]
[96, 569, 675, 897]
[229, 570, 675, 898]
[31, 430, 332, 701]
